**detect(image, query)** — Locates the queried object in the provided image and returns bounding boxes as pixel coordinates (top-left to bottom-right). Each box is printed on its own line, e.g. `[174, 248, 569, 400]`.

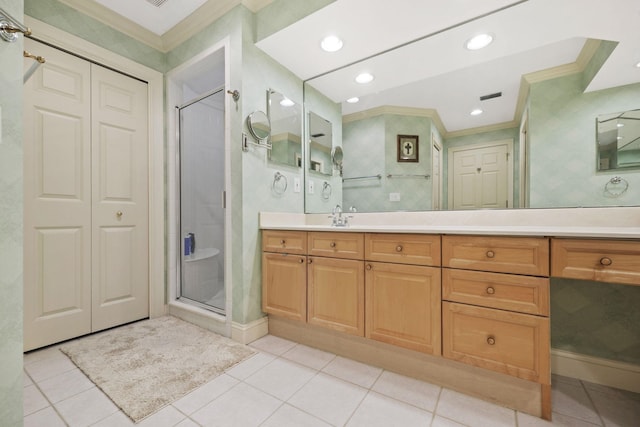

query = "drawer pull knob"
[600, 257, 613, 266]
[280, 239, 286, 245]
[308, 258, 313, 264]
[299, 258, 304, 263]
[486, 286, 495, 295]
[330, 242, 336, 248]
[486, 250, 495, 258]
[396, 245, 403, 252]
[366, 264, 372, 271]
[487, 336, 496, 345]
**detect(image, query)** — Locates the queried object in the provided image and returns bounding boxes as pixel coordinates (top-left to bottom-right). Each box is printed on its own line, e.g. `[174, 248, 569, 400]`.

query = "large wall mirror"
[257, 0, 640, 213]
[267, 89, 302, 168]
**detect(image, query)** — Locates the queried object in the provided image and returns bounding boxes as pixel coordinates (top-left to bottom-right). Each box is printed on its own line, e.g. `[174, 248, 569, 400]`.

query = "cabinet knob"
[299, 258, 304, 263]
[395, 245, 403, 252]
[366, 264, 372, 271]
[486, 286, 495, 295]
[599, 257, 613, 266]
[486, 250, 495, 258]
[116, 211, 123, 218]
[280, 239, 286, 245]
[487, 336, 496, 345]
[330, 242, 336, 248]
[308, 258, 313, 264]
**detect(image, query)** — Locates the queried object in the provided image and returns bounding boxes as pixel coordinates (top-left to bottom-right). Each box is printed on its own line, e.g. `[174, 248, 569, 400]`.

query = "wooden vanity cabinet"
[364, 233, 442, 354]
[307, 232, 365, 336]
[262, 231, 307, 322]
[442, 235, 551, 389]
[551, 238, 640, 286]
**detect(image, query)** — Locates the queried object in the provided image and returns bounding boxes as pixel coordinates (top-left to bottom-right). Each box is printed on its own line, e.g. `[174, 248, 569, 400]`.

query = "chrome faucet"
[329, 204, 351, 227]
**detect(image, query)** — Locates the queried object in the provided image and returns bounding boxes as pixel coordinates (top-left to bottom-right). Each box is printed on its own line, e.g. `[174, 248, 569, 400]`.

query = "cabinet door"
[262, 253, 307, 322]
[308, 256, 364, 336]
[366, 262, 441, 354]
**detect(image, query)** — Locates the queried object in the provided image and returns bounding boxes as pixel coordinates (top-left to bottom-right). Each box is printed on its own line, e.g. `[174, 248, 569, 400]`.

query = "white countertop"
[260, 208, 640, 239]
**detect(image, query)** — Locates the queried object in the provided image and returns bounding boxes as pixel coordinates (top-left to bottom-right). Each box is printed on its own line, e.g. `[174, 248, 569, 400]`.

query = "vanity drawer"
[365, 233, 441, 266]
[442, 235, 550, 276]
[551, 238, 640, 286]
[308, 232, 365, 260]
[442, 269, 549, 316]
[442, 302, 550, 384]
[262, 230, 307, 254]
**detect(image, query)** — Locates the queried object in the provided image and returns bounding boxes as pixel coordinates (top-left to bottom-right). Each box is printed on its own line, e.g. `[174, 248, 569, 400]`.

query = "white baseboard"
[551, 348, 640, 393]
[232, 317, 269, 344]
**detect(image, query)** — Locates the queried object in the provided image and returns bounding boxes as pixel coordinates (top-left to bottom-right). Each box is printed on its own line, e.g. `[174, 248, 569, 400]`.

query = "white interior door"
[91, 64, 149, 332]
[23, 40, 150, 350]
[23, 40, 92, 351]
[449, 141, 511, 210]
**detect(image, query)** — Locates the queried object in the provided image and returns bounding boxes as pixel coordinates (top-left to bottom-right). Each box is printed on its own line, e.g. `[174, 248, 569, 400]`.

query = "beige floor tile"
[346, 391, 432, 427]
[371, 370, 441, 412]
[23, 352, 77, 383]
[175, 419, 201, 427]
[172, 373, 239, 415]
[37, 368, 94, 403]
[288, 372, 368, 426]
[321, 356, 382, 388]
[249, 334, 297, 355]
[91, 411, 135, 427]
[23, 346, 64, 366]
[587, 388, 640, 427]
[282, 344, 336, 370]
[54, 387, 119, 427]
[245, 357, 317, 400]
[23, 407, 66, 427]
[518, 411, 603, 427]
[436, 388, 516, 427]
[225, 351, 276, 380]
[137, 405, 188, 427]
[23, 371, 33, 387]
[261, 403, 332, 427]
[431, 416, 467, 427]
[552, 381, 602, 425]
[191, 382, 282, 426]
[23, 384, 49, 417]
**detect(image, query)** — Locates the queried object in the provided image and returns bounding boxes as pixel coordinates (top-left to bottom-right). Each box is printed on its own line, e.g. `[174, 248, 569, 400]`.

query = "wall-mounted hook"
[227, 89, 240, 111]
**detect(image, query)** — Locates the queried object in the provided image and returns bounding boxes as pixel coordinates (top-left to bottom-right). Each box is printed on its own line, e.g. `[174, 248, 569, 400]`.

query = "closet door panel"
[23, 40, 92, 351]
[91, 64, 149, 332]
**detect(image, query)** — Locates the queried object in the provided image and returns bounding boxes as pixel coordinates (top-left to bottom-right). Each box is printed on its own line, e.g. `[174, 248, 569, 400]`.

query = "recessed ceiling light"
[465, 33, 493, 50]
[346, 97, 359, 103]
[470, 108, 483, 116]
[355, 73, 374, 84]
[636, 61, 640, 68]
[280, 98, 295, 107]
[321, 35, 343, 52]
[617, 123, 624, 128]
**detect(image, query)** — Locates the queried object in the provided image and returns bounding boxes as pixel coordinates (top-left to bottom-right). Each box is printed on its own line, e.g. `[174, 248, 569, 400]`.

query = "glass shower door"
[178, 88, 225, 314]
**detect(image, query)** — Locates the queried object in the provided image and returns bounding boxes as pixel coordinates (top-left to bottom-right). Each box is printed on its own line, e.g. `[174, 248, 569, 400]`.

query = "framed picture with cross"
[397, 134, 419, 162]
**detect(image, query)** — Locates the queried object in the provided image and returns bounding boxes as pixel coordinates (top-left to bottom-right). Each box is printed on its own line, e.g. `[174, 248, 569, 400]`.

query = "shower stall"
[178, 87, 226, 314]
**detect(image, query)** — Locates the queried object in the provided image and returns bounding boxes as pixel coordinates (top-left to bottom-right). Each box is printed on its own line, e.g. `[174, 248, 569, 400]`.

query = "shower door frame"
[176, 86, 227, 315]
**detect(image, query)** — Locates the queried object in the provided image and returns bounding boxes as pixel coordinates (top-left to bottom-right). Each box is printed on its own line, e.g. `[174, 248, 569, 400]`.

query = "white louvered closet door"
[23, 39, 149, 351]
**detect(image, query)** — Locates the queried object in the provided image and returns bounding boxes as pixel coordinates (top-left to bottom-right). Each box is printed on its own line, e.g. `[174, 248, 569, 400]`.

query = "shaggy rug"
[60, 316, 255, 423]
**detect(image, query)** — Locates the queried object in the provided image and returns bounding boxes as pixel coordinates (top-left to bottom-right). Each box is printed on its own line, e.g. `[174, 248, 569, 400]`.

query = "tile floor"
[23, 334, 640, 427]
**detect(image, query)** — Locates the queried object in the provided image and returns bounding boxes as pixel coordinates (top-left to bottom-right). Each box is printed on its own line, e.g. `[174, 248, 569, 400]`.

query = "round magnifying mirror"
[331, 146, 343, 166]
[246, 111, 271, 141]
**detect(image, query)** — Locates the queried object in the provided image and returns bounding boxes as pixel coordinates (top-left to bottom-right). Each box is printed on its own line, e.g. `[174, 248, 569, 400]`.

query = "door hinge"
[222, 191, 226, 209]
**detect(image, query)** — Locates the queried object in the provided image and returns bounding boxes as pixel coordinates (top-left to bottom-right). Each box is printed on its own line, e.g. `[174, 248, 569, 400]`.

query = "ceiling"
[255, 0, 640, 133]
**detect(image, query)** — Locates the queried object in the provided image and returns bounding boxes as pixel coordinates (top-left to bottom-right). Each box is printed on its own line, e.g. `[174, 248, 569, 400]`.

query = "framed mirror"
[267, 89, 303, 168]
[246, 110, 271, 141]
[308, 111, 333, 176]
[596, 109, 640, 171]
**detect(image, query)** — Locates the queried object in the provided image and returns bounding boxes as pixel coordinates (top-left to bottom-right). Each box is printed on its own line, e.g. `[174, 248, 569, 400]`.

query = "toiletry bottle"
[184, 234, 191, 256]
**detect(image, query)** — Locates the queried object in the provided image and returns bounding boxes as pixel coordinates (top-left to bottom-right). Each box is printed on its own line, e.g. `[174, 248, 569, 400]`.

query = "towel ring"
[272, 172, 287, 195]
[604, 176, 628, 197]
[322, 181, 332, 200]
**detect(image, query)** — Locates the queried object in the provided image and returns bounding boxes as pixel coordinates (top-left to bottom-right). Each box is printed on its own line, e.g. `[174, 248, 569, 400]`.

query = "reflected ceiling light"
[346, 97, 359, 103]
[617, 123, 624, 128]
[470, 108, 483, 116]
[465, 33, 493, 50]
[321, 35, 343, 52]
[280, 98, 295, 107]
[355, 72, 374, 84]
[636, 61, 640, 68]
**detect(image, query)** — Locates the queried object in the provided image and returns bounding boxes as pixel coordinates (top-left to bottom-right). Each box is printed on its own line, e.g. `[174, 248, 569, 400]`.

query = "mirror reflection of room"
[267, 89, 302, 168]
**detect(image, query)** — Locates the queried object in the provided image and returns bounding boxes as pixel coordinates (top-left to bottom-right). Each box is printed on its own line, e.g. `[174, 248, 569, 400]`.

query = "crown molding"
[446, 120, 519, 139]
[56, 0, 164, 51]
[241, 0, 275, 12]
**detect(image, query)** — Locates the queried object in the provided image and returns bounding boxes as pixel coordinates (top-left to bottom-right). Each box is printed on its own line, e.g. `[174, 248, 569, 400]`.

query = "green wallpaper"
[528, 74, 640, 208]
[24, 0, 165, 72]
[0, 0, 24, 423]
[552, 279, 640, 365]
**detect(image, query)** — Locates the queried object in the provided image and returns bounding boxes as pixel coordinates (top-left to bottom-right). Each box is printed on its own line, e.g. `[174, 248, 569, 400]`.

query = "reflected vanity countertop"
[259, 207, 640, 239]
